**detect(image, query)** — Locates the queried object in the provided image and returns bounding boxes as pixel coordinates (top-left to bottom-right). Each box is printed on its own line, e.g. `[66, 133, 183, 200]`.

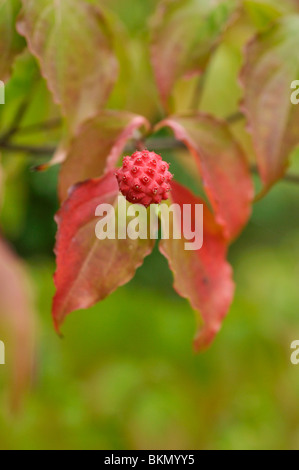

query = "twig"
[0, 100, 30, 144]
[226, 111, 244, 124]
[1, 136, 299, 188]
[0, 111, 242, 154]
[16, 118, 62, 135]
[191, 74, 206, 111]
[126, 137, 185, 153]
[0, 137, 185, 156]
[0, 142, 56, 155]
[0, 74, 41, 144]
[250, 164, 299, 186]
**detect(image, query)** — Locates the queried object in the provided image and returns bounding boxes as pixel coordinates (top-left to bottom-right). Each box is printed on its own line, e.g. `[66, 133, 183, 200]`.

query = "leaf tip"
[30, 163, 49, 172]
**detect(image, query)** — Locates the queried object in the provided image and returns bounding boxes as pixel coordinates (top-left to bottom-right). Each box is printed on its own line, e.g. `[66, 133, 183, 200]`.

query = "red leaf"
[59, 111, 149, 202]
[17, 0, 118, 132]
[0, 237, 36, 410]
[159, 180, 234, 351]
[240, 16, 299, 189]
[150, 0, 237, 107]
[157, 114, 254, 240]
[53, 170, 155, 332]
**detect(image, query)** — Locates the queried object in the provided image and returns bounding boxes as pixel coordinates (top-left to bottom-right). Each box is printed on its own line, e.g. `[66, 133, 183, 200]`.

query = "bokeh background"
[1, 0, 299, 450]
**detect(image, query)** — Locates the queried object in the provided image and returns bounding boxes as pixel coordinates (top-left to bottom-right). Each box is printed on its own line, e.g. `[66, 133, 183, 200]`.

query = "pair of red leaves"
[12, 0, 299, 349]
[53, 112, 253, 351]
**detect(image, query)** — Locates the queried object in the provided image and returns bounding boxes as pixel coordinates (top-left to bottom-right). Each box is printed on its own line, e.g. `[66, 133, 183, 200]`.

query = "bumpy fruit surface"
[115, 150, 173, 207]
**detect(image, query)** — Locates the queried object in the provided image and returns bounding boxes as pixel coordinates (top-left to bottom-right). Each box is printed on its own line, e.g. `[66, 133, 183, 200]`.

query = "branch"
[0, 136, 185, 156]
[0, 142, 55, 155]
[16, 118, 62, 135]
[250, 164, 299, 185]
[126, 136, 185, 153]
[1, 136, 299, 188]
[0, 111, 242, 154]
[0, 74, 41, 144]
[226, 111, 244, 124]
[191, 74, 206, 111]
[0, 100, 30, 144]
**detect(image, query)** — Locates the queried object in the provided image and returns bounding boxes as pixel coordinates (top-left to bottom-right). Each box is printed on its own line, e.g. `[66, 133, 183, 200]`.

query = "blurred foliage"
[1, 0, 299, 450]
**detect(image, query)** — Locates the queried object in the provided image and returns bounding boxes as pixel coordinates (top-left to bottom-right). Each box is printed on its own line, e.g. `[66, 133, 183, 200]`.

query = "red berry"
[115, 150, 173, 207]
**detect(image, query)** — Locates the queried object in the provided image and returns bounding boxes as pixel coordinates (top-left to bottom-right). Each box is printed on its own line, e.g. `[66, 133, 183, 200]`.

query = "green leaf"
[0, 0, 24, 82]
[17, 0, 118, 132]
[150, 0, 237, 108]
[244, 0, 283, 30]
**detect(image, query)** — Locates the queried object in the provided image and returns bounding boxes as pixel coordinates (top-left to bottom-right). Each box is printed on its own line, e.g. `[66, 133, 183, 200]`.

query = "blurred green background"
[1, 0, 299, 450]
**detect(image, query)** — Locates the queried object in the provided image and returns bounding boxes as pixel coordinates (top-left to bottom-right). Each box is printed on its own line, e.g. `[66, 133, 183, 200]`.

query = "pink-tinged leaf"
[157, 114, 254, 240]
[53, 170, 155, 332]
[59, 111, 150, 202]
[240, 15, 299, 190]
[0, 0, 24, 82]
[17, 0, 118, 132]
[159, 180, 234, 351]
[150, 0, 237, 107]
[0, 237, 36, 410]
